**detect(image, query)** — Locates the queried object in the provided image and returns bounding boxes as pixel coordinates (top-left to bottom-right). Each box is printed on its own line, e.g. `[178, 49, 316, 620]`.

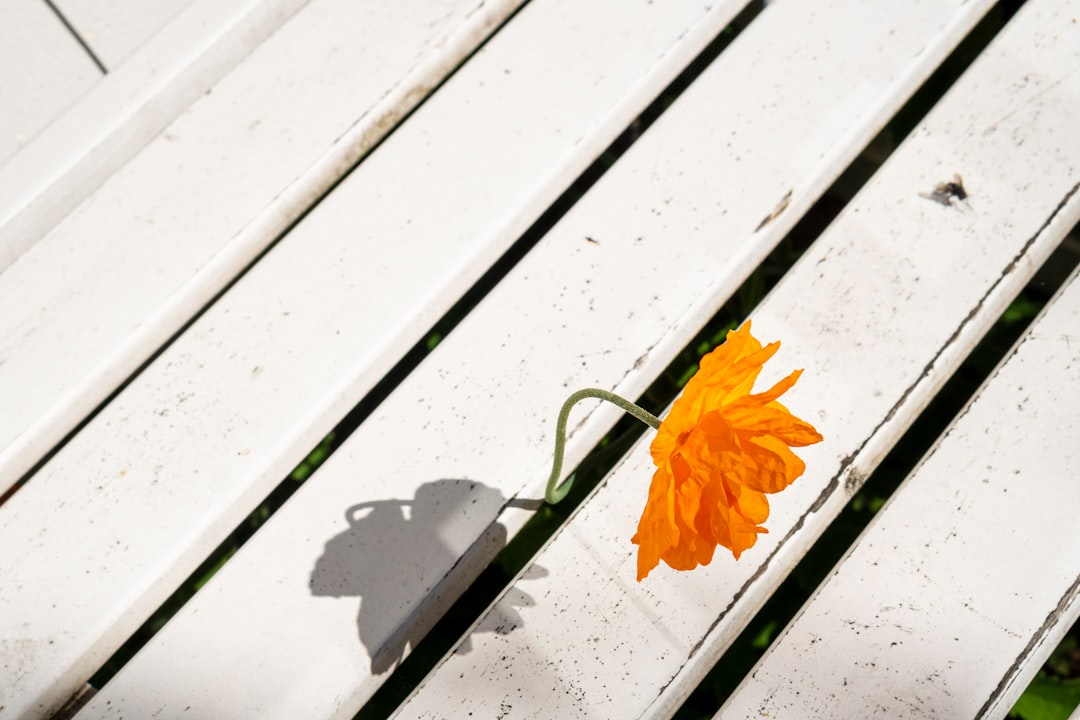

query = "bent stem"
[545, 388, 661, 505]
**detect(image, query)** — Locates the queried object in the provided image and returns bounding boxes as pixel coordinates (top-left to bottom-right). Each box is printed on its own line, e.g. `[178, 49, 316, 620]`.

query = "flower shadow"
[309, 478, 543, 674]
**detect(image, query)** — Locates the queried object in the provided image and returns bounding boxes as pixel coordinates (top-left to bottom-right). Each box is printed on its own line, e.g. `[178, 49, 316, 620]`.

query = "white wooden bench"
[0, 0, 316, 269]
[1, 0, 1077, 718]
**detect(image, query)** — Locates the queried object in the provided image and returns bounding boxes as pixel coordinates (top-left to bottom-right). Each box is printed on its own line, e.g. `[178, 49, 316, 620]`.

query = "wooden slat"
[719, 268, 1080, 718]
[0, 0, 311, 271]
[395, 0, 1080, 716]
[0, 1, 753, 717]
[53, 0, 196, 69]
[0, 0, 523, 488]
[68, 0, 1004, 718]
[0, 0, 101, 164]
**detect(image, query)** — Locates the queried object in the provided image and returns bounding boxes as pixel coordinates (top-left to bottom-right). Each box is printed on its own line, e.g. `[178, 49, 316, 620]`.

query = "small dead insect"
[585, 236, 599, 244]
[921, 174, 968, 207]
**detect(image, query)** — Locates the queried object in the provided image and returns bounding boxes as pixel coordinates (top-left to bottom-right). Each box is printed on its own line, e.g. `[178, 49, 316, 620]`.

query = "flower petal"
[631, 465, 679, 581]
[731, 433, 807, 493]
[635, 320, 823, 578]
[722, 404, 824, 447]
[689, 337, 779, 416]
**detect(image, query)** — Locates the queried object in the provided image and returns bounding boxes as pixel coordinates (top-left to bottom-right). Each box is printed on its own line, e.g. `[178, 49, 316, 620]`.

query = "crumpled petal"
[632, 321, 823, 580]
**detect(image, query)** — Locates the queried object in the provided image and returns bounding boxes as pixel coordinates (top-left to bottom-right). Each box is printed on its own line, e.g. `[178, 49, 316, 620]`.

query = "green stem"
[544, 388, 661, 504]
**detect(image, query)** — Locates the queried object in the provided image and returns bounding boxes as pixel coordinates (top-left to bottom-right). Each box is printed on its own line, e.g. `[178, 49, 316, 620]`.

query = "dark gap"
[3, 0, 536, 503]
[83, 0, 764, 693]
[42, 0, 107, 74]
[674, 225, 1080, 719]
[358, 0, 1037, 716]
[674, 1, 1057, 716]
[1008, 615, 1080, 720]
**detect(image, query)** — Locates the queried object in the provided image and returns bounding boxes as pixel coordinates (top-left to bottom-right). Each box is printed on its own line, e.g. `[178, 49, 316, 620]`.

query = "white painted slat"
[54, 0, 195, 69]
[0, 0, 523, 488]
[0, 0, 101, 164]
[0, 0, 311, 271]
[0, 1, 753, 717]
[395, 1, 1080, 716]
[69, 1, 1004, 718]
[719, 269, 1080, 718]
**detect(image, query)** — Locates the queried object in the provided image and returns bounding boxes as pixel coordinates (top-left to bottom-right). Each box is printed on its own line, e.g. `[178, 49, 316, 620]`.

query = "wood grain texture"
[0, 0, 101, 164]
[0, 0, 522, 489]
[54, 0, 195, 69]
[0, 0, 312, 271]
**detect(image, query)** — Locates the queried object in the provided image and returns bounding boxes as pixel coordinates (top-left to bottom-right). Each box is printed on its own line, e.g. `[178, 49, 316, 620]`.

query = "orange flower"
[632, 321, 822, 581]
